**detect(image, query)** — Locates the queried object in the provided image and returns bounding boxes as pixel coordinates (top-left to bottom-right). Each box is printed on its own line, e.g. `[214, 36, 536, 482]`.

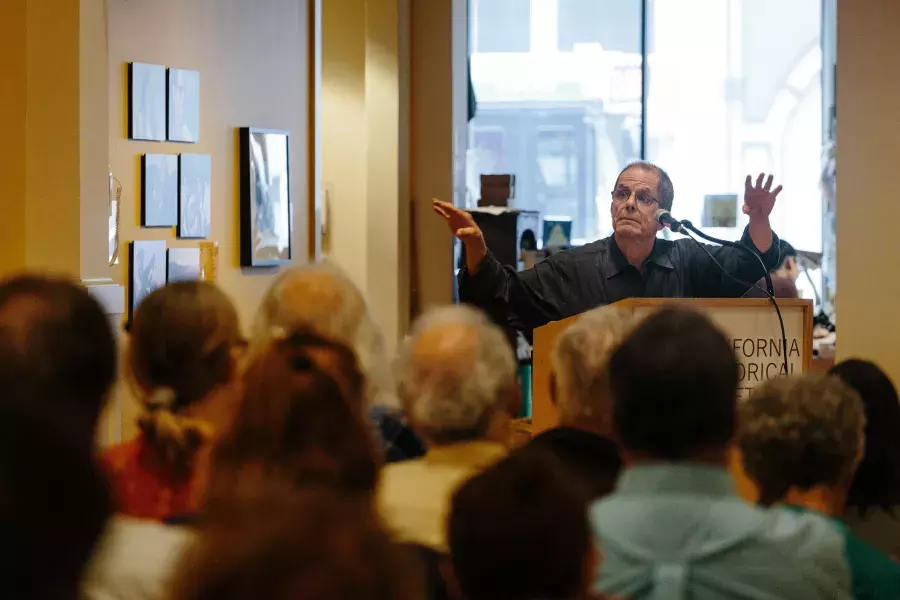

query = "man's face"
[610, 167, 663, 241]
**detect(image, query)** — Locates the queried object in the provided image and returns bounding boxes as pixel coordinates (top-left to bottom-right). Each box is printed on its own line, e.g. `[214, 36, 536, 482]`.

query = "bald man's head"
[0, 275, 117, 442]
[395, 306, 517, 445]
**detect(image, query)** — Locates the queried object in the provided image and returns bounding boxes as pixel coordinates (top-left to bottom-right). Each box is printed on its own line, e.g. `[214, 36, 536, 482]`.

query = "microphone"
[655, 209, 684, 233]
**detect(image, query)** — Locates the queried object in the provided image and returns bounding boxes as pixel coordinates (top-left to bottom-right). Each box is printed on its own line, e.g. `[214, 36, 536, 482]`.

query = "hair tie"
[146, 387, 177, 411]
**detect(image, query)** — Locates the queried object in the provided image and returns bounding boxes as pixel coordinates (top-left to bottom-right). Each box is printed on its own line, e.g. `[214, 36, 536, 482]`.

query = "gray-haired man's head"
[394, 305, 518, 446]
[550, 307, 635, 434]
[253, 262, 393, 408]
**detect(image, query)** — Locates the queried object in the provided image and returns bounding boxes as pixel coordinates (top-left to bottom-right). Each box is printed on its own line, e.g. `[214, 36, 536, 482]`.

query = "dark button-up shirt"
[458, 226, 781, 334]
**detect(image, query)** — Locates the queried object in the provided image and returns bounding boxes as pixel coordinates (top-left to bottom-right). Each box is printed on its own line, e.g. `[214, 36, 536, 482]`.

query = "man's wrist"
[466, 246, 488, 274]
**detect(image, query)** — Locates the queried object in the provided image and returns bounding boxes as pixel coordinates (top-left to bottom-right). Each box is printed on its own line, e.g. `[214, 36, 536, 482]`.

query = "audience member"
[448, 451, 597, 600]
[171, 485, 420, 600]
[254, 263, 425, 463]
[521, 427, 622, 500]
[830, 359, 900, 558]
[102, 282, 245, 521]
[86, 329, 381, 599]
[593, 307, 852, 599]
[550, 306, 634, 435]
[522, 306, 630, 499]
[381, 305, 517, 551]
[740, 374, 900, 598]
[0, 400, 112, 599]
[746, 240, 800, 298]
[206, 328, 380, 514]
[0, 274, 117, 444]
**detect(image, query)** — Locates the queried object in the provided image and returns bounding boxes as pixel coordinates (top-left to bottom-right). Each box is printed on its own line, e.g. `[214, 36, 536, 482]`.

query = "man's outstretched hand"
[743, 173, 782, 253]
[432, 199, 488, 273]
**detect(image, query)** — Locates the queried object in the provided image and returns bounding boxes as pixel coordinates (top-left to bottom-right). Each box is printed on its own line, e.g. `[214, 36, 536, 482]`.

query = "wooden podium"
[531, 298, 814, 435]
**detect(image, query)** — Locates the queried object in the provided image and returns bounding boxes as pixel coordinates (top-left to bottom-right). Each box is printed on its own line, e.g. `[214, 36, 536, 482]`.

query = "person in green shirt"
[740, 373, 900, 600]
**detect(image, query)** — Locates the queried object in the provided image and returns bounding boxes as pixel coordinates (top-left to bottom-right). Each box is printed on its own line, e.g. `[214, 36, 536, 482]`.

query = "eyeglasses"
[611, 187, 658, 208]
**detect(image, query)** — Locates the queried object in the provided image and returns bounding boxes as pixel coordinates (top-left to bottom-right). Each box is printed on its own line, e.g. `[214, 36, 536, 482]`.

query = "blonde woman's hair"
[128, 281, 242, 473]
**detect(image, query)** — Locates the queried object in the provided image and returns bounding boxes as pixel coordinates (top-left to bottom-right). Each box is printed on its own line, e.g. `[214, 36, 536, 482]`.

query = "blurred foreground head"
[206, 329, 380, 516]
[172, 486, 420, 600]
[253, 262, 394, 408]
[0, 274, 117, 442]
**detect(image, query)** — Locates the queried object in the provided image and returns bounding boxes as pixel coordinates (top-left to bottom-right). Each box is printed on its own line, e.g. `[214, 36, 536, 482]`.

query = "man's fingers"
[742, 204, 751, 216]
[755, 173, 764, 188]
[772, 184, 783, 199]
[432, 203, 449, 219]
[456, 227, 479, 238]
[764, 174, 773, 191]
[745, 175, 752, 191]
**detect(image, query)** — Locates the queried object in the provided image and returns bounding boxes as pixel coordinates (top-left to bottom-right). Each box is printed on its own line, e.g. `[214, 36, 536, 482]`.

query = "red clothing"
[101, 436, 200, 521]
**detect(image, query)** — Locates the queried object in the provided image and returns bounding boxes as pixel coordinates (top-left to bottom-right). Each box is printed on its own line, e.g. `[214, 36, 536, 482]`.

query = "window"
[472, 0, 531, 53]
[467, 0, 642, 239]
[466, 0, 828, 305]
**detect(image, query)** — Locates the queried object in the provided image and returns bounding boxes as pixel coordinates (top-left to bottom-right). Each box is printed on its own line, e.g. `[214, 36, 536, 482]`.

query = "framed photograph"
[141, 154, 178, 227]
[702, 194, 739, 228]
[167, 247, 201, 282]
[129, 240, 166, 315]
[240, 127, 291, 267]
[128, 62, 166, 141]
[167, 68, 200, 143]
[178, 153, 212, 239]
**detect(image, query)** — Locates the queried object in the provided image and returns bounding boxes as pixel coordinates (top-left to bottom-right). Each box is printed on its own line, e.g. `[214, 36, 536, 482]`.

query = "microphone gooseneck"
[666, 215, 790, 379]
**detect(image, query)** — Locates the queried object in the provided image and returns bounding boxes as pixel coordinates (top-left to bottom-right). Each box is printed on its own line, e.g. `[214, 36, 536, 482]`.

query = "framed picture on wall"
[129, 240, 166, 316]
[167, 247, 201, 282]
[141, 154, 178, 227]
[128, 62, 166, 141]
[178, 153, 212, 239]
[240, 127, 292, 267]
[167, 68, 200, 143]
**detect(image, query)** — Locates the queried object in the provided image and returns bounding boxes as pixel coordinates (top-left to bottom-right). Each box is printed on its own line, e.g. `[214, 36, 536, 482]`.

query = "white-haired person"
[253, 262, 426, 464]
[379, 305, 519, 552]
[740, 374, 900, 599]
[520, 307, 633, 500]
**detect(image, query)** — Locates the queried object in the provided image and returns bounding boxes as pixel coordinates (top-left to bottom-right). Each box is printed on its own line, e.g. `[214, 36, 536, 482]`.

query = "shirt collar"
[602, 236, 675, 279]
[615, 463, 737, 498]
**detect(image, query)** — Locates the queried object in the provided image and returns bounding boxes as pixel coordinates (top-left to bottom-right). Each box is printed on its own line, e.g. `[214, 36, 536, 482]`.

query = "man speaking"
[433, 161, 784, 333]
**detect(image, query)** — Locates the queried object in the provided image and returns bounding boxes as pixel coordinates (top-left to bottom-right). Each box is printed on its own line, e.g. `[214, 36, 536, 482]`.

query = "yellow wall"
[319, 0, 410, 349]
[107, 0, 310, 327]
[0, 1, 27, 276]
[836, 0, 900, 384]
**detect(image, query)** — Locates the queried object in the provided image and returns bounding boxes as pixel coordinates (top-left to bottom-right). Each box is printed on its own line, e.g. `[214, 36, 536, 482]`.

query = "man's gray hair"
[739, 374, 866, 506]
[253, 262, 394, 407]
[394, 305, 516, 442]
[551, 307, 635, 428]
[615, 161, 675, 211]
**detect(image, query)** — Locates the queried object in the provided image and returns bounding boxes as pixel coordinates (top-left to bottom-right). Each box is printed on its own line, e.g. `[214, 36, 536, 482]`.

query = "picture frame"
[167, 68, 200, 143]
[178, 153, 212, 239]
[141, 154, 178, 227]
[128, 62, 166, 141]
[129, 240, 167, 316]
[167, 247, 202, 282]
[239, 127, 292, 267]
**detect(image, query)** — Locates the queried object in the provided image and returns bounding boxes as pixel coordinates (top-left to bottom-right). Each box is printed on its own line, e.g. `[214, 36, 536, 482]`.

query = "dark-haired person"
[592, 308, 852, 599]
[0, 400, 112, 599]
[830, 359, 900, 559]
[102, 281, 246, 521]
[170, 486, 421, 600]
[0, 274, 117, 444]
[448, 451, 599, 600]
[436, 164, 785, 335]
[739, 374, 900, 599]
[86, 329, 382, 599]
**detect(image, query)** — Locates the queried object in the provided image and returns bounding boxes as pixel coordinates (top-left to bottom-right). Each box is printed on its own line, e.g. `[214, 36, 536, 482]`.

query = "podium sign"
[531, 298, 813, 435]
